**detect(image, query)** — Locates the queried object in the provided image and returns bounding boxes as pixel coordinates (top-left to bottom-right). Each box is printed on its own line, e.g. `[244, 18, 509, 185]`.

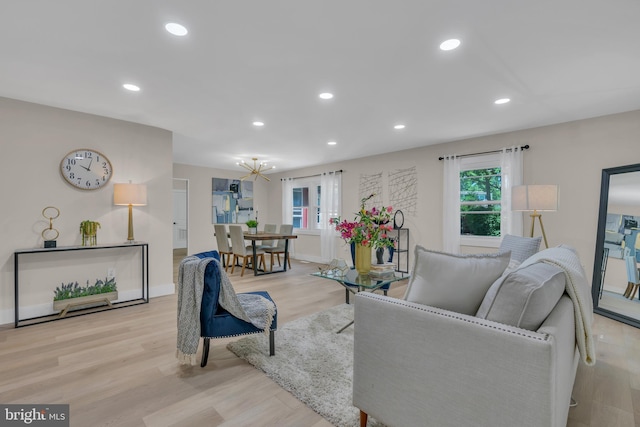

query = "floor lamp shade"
[511, 184, 558, 248]
[114, 183, 147, 242]
[511, 184, 558, 212]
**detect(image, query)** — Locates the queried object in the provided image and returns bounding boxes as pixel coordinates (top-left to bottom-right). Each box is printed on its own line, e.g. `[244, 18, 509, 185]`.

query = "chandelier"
[237, 157, 274, 181]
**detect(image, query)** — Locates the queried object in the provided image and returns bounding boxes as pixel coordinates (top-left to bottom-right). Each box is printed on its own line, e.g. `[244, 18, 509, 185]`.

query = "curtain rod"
[438, 145, 529, 161]
[280, 169, 343, 181]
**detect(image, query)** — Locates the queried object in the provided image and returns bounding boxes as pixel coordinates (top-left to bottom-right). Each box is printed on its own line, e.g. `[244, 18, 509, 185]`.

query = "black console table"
[14, 243, 149, 327]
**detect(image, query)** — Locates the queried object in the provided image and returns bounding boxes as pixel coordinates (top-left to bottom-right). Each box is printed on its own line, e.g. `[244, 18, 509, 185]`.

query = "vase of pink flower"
[329, 194, 395, 274]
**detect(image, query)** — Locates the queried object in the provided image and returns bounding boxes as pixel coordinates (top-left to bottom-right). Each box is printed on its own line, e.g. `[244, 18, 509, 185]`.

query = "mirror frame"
[592, 162, 640, 328]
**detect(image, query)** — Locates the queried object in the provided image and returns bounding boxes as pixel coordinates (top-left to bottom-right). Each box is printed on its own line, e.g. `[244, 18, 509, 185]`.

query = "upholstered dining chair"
[257, 223, 277, 250]
[624, 250, 640, 300]
[213, 224, 233, 271]
[192, 251, 277, 368]
[229, 225, 266, 276]
[264, 224, 294, 271]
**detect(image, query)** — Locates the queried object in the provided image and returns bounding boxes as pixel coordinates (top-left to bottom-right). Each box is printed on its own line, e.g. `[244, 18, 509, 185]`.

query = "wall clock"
[60, 149, 113, 190]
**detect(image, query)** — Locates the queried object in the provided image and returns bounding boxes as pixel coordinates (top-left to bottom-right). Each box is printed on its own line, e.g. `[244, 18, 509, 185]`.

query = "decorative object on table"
[60, 148, 113, 190]
[330, 194, 395, 275]
[319, 258, 350, 276]
[246, 219, 258, 234]
[79, 220, 100, 246]
[369, 262, 396, 279]
[113, 181, 148, 243]
[53, 277, 118, 317]
[511, 184, 558, 248]
[41, 206, 60, 248]
[236, 157, 274, 181]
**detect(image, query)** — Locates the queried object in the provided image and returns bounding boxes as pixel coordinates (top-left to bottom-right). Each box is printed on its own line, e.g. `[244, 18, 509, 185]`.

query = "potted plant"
[80, 220, 100, 246]
[53, 277, 118, 316]
[246, 219, 259, 234]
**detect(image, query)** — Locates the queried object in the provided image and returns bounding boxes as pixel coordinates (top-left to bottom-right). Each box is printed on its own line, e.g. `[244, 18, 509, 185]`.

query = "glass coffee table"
[312, 269, 409, 333]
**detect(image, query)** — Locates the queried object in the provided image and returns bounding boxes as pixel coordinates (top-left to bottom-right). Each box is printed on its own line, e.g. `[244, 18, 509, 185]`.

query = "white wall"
[0, 97, 174, 325]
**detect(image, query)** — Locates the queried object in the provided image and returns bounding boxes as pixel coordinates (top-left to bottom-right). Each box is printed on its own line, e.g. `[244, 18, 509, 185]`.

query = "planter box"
[53, 291, 118, 317]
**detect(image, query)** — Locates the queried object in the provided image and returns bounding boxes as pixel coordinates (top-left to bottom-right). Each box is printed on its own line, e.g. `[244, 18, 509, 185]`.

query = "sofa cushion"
[403, 246, 511, 315]
[499, 234, 542, 263]
[476, 261, 565, 330]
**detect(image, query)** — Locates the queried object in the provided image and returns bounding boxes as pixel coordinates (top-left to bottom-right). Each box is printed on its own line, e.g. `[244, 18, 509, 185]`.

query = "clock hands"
[79, 157, 93, 171]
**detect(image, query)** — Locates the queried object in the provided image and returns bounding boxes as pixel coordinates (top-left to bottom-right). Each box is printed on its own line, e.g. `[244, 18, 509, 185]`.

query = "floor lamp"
[114, 182, 148, 243]
[511, 184, 558, 248]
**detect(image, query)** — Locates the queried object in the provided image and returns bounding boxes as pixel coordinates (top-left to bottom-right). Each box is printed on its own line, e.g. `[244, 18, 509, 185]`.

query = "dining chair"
[624, 250, 640, 300]
[229, 225, 266, 276]
[213, 224, 233, 271]
[258, 223, 277, 250]
[264, 224, 293, 271]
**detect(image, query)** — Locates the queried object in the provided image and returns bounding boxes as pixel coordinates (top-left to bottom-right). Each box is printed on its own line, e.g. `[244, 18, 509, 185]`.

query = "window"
[291, 178, 321, 230]
[459, 154, 502, 245]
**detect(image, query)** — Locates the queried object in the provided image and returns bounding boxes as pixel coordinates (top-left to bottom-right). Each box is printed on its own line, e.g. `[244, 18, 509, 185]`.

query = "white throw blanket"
[176, 256, 275, 365]
[518, 246, 596, 366]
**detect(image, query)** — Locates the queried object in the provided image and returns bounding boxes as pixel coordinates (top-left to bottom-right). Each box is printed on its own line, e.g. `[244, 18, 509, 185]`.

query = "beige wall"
[259, 109, 640, 281]
[172, 163, 270, 255]
[0, 97, 174, 325]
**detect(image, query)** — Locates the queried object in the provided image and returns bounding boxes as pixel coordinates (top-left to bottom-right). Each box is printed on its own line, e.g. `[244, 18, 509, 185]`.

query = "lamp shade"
[511, 184, 558, 212]
[113, 183, 147, 206]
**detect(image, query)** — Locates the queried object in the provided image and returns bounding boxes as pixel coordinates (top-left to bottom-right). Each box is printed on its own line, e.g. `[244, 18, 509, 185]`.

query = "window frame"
[459, 153, 502, 248]
[290, 176, 322, 235]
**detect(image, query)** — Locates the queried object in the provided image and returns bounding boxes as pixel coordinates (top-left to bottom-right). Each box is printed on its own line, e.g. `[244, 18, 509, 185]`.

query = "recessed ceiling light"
[394, 124, 406, 130]
[165, 23, 188, 36]
[327, 141, 337, 145]
[123, 83, 140, 92]
[252, 121, 264, 127]
[319, 92, 334, 100]
[494, 98, 511, 105]
[439, 39, 461, 51]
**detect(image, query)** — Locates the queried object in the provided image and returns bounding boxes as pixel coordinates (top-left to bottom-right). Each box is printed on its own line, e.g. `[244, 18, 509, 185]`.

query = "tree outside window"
[460, 167, 501, 237]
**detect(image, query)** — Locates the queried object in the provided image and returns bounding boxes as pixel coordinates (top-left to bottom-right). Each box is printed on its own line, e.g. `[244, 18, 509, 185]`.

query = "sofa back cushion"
[403, 246, 510, 315]
[476, 261, 565, 330]
[499, 234, 542, 263]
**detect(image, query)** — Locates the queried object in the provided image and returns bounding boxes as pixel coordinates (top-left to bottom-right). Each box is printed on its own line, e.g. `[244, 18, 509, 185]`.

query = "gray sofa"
[353, 244, 590, 427]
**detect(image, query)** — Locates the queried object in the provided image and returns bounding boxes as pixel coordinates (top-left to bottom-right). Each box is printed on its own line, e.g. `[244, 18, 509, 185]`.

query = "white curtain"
[281, 178, 293, 225]
[320, 172, 341, 261]
[443, 154, 461, 253]
[500, 146, 524, 237]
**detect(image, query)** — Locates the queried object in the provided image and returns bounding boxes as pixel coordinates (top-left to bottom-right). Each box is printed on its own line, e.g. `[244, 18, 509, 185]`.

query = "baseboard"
[0, 283, 175, 327]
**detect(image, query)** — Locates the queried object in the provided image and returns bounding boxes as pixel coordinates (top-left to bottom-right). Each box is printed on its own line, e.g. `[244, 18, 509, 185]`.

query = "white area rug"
[227, 304, 385, 427]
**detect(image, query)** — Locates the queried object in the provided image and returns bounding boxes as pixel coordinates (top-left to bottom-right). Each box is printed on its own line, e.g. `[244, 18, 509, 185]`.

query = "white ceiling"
[2, 1, 640, 174]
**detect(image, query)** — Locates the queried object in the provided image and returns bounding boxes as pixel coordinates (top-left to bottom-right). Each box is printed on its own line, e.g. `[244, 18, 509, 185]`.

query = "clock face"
[60, 149, 113, 190]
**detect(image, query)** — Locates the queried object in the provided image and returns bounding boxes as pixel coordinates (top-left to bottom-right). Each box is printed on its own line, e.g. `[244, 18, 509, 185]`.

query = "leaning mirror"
[592, 163, 640, 327]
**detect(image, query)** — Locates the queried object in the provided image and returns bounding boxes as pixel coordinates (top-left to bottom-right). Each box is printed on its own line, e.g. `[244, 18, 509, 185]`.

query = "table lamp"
[114, 182, 147, 243]
[511, 184, 558, 248]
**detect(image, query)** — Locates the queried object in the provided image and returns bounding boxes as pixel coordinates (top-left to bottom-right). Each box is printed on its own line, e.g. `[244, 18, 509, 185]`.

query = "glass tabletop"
[312, 268, 408, 289]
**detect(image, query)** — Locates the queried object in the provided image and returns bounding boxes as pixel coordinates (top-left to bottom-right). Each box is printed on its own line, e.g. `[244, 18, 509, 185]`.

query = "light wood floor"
[0, 254, 638, 427]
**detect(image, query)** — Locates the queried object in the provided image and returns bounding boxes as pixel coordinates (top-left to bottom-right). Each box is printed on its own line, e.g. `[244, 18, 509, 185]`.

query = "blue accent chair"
[192, 251, 277, 367]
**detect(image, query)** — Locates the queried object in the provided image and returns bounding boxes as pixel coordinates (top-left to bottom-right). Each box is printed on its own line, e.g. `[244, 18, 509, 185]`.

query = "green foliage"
[459, 167, 502, 236]
[245, 219, 258, 228]
[53, 277, 117, 301]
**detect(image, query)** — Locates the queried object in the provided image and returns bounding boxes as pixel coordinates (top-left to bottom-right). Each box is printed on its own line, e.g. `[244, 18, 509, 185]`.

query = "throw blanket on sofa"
[176, 256, 275, 365]
[518, 246, 595, 366]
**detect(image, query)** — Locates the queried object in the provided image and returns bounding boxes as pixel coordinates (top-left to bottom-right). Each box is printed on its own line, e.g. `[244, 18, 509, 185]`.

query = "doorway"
[173, 179, 188, 283]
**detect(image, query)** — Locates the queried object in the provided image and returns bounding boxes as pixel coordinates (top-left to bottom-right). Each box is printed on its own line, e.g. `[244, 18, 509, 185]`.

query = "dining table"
[222, 231, 297, 276]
